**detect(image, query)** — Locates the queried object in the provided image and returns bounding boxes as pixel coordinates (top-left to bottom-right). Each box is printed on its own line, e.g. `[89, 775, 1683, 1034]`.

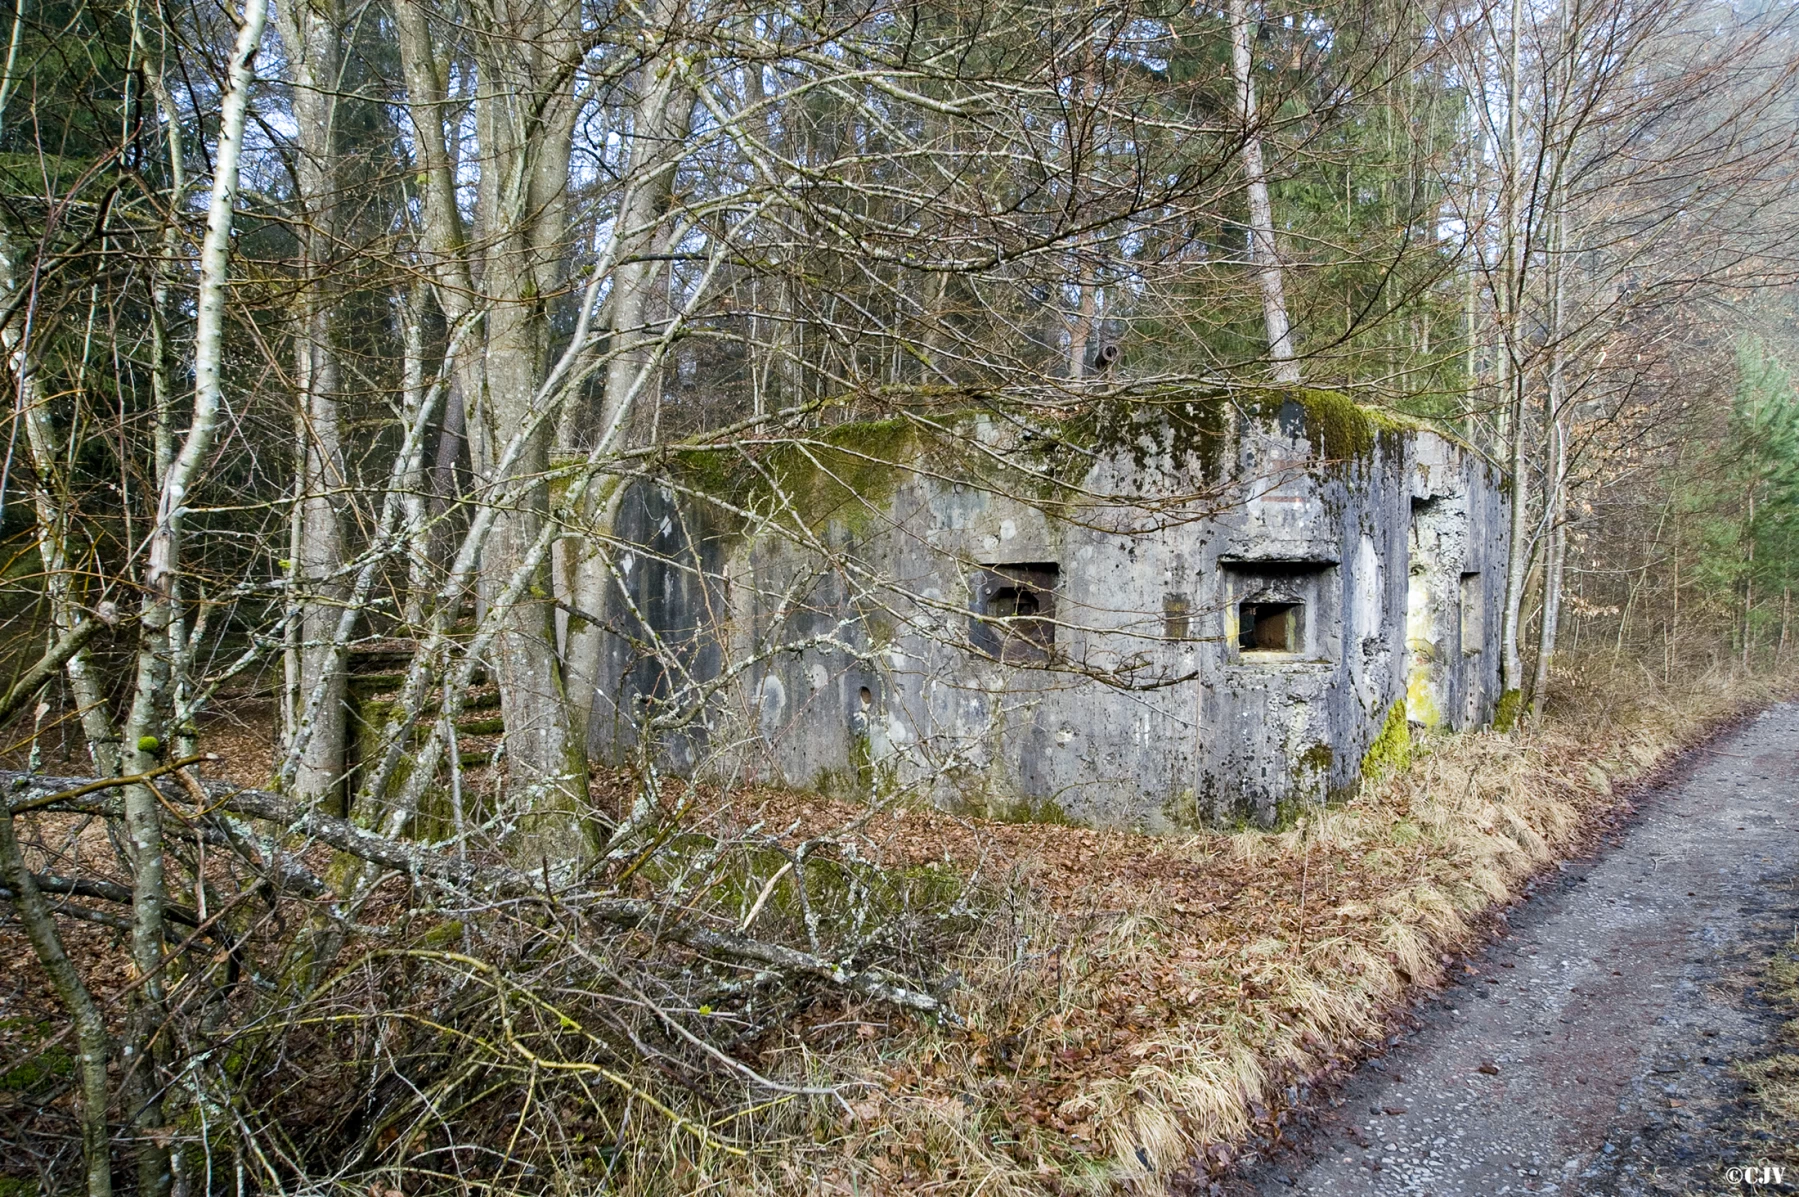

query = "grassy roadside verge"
[1730, 931, 1799, 1161]
[698, 663, 1797, 1194]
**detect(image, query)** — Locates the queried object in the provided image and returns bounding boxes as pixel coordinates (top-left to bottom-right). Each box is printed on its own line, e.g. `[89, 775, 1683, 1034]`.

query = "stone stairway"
[345, 641, 506, 802]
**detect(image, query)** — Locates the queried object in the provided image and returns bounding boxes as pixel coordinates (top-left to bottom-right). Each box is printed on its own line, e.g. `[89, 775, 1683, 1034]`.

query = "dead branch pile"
[0, 764, 979, 1193]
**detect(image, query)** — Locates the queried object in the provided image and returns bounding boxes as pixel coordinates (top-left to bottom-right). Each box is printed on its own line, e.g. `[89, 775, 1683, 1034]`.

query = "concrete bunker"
[580, 387, 1507, 829]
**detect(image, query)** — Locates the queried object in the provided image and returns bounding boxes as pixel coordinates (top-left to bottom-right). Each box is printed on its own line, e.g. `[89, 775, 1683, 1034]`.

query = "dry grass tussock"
[698, 660, 1795, 1194]
[1733, 931, 1799, 1142]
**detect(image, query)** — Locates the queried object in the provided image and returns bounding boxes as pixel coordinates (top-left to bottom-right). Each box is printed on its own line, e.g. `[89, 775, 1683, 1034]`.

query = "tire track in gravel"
[1230, 702, 1799, 1197]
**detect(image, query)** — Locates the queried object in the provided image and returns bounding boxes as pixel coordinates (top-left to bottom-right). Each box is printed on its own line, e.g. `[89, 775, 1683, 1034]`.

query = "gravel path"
[1239, 703, 1799, 1196]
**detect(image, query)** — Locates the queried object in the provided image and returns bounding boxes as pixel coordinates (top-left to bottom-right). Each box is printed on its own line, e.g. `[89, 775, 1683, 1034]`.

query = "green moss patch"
[0, 1047, 72, 1091]
[1492, 688, 1523, 732]
[1053, 389, 1232, 481]
[986, 794, 1084, 827]
[1236, 386, 1421, 465]
[1362, 699, 1412, 779]
[1297, 742, 1334, 774]
[667, 417, 927, 537]
[657, 383, 1419, 542]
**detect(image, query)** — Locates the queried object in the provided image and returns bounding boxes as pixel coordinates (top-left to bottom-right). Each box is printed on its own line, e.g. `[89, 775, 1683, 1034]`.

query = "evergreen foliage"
[1676, 337, 1799, 658]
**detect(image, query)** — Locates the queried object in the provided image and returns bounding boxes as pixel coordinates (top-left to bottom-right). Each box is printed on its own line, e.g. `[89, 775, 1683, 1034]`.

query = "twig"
[0, 617, 102, 727]
[740, 859, 793, 932]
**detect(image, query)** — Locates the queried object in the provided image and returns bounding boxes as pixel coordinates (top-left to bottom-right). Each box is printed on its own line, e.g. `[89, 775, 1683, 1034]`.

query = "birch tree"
[1230, 0, 1301, 383]
[113, 2, 269, 1188]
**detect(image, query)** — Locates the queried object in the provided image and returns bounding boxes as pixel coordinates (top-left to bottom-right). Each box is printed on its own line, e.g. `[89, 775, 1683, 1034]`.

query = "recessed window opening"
[1223, 558, 1333, 662]
[973, 563, 1059, 664]
[1460, 572, 1483, 654]
[1239, 601, 1303, 654]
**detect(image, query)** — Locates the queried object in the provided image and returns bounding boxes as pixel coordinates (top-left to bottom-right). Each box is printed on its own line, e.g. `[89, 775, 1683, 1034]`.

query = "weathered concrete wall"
[584, 389, 1507, 828]
[1405, 431, 1507, 733]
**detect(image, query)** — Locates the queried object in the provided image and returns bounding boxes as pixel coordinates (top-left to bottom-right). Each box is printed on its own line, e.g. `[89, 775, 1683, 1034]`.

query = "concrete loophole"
[1239, 600, 1303, 653]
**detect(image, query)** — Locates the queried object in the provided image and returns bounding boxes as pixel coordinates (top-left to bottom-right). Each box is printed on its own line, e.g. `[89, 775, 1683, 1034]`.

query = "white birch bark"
[1530, 194, 1569, 724]
[116, 1, 266, 1188]
[401, 281, 433, 627]
[1230, 0, 1300, 385]
[1498, 0, 1529, 705]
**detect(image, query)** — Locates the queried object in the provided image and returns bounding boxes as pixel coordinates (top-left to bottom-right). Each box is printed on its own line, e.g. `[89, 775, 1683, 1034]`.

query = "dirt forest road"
[1235, 702, 1799, 1197]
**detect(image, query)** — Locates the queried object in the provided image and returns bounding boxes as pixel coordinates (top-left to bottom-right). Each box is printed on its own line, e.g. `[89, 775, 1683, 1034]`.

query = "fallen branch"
[584, 897, 946, 1015]
[1, 769, 946, 1016]
[0, 887, 133, 932]
[0, 618, 104, 727]
[6, 754, 218, 816]
[0, 886, 223, 949]
[18, 870, 202, 926]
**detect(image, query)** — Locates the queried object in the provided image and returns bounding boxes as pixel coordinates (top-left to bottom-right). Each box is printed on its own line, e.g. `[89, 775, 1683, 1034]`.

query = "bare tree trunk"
[0, 240, 121, 777]
[563, 19, 691, 763]
[401, 281, 433, 627]
[1498, 0, 1528, 705]
[1780, 586, 1790, 664]
[0, 809, 112, 1197]
[276, 0, 349, 809]
[116, 2, 267, 1188]
[1230, 0, 1299, 385]
[1667, 530, 1680, 682]
[460, 0, 589, 852]
[1530, 199, 1568, 726]
[395, 3, 476, 616]
[479, 287, 585, 848]
[1501, 376, 1530, 700]
[1742, 487, 1755, 671]
[131, 10, 202, 773]
[1530, 422, 1567, 723]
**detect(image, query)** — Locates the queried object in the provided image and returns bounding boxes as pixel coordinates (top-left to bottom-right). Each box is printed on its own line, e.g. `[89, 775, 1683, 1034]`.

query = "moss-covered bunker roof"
[640, 385, 1435, 536]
